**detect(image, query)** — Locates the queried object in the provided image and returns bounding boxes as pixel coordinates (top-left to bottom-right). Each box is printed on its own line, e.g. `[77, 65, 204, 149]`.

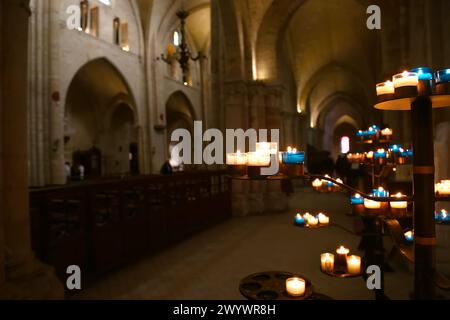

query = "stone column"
[0, 0, 63, 299]
[48, 0, 65, 185]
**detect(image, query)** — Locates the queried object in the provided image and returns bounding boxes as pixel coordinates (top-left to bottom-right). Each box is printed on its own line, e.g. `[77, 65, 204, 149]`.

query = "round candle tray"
[294, 222, 330, 229]
[320, 268, 363, 279]
[374, 94, 450, 111]
[239, 271, 314, 301]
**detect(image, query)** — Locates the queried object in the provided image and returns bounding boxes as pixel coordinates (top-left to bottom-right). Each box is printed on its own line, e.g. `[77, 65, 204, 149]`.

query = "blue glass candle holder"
[411, 67, 433, 81]
[282, 151, 305, 165]
[411, 67, 433, 95]
[435, 69, 450, 94]
[390, 145, 401, 153]
[294, 214, 305, 226]
[373, 188, 389, 198]
[351, 195, 364, 205]
[405, 231, 414, 243]
[374, 150, 387, 159]
[400, 150, 413, 157]
[357, 130, 365, 137]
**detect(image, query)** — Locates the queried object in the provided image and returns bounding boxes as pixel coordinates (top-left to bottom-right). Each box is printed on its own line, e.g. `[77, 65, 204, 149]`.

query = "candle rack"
[239, 271, 314, 301]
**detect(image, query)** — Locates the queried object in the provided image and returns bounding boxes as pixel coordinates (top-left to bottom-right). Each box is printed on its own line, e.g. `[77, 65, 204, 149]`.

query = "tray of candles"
[239, 271, 314, 301]
[320, 246, 363, 279]
[293, 212, 331, 229]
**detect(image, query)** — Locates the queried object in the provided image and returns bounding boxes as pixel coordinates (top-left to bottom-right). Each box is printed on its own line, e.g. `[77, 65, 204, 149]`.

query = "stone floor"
[73, 188, 445, 300]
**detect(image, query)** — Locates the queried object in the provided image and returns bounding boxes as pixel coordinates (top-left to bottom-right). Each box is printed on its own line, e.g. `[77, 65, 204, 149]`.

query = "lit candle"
[281, 148, 305, 165]
[226, 151, 248, 165]
[336, 246, 350, 271]
[294, 214, 305, 226]
[438, 209, 450, 224]
[436, 180, 450, 196]
[286, 277, 306, 297]
[351, 193, 364, 205]
[303, 212, 312, 221]
[307, 216, 319, 227]
[411, 67, 433, 81]
[381, 128, 393, 136]
[247, 152, 271, 167]
[364, 198, 381, 210]
[404, 230, 414, 243]
[366, 151, 374, 159]
[312, 179, 322, 189]
[346, 255, 362, 275]
[393, 71, 419, 88]
[318, 213, 330, 225]
[376, 81, 395, 96]
[390, 145, 401, 153]
[375, 149, 387, 159]
[320, 253, 335, 272]
[390, 192, 408, 209]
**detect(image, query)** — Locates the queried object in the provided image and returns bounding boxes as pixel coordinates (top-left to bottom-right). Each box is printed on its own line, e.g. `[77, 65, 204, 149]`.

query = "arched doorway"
[65, 58, 139, 179]
[165, 91, 196, 169]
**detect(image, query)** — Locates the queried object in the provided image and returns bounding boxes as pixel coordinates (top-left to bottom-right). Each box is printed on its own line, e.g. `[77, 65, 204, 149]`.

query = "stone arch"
[64, 57, 139, 177]
[165, 90, 197, 167]
[316, 94, 364, 159]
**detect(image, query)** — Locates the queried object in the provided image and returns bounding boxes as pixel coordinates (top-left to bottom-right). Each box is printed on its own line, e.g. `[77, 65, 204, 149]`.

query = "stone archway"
[65, 58, 138, 178]
[165, 91, 196, 168]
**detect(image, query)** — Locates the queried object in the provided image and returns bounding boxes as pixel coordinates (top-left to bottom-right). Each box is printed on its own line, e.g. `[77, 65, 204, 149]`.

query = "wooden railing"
[29, 171, 231, 284]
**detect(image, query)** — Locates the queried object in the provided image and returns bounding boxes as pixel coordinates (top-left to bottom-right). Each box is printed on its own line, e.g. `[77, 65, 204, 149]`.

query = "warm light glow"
[321, 253, 335, 272]
[364, 198, 381, 209]
[436, 180, 450, 195]
[286, 277, 306, 297]
[307, 216, 319, 227]
[376, 81, 395, 96]
[312, 179, 322, 188]
[318, 213, 330, 225]
[346, 255, 362, 275]
[336, 246, 350, 255]
[393, 71, 419, 88]
[390, 192, 408, 209]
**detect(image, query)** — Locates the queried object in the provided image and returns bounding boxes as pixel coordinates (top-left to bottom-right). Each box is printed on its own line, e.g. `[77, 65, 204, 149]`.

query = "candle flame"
[337, 246, 350, 254]
[355, 193, 361, 198]
[402, 71, 409, 77]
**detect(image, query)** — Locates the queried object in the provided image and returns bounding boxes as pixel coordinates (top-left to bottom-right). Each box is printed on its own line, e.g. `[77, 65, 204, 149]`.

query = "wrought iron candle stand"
[374, 85, 450, 299]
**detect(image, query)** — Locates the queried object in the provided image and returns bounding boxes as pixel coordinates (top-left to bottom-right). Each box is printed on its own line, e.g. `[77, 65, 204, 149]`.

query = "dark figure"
[335, 154, 351, 181]
[160, 160, 173, 175]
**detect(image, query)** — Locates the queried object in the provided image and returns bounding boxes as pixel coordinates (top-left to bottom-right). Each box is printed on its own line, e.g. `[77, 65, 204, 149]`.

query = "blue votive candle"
[404, 231, 414, 243]
[294, 214, 305, 226]
[374, 150, 387, 159]
[351, 194, 364, 205]
[282, 151, 305, 165]
[390, 145, 401, 153]
[411, 67, 433, 81]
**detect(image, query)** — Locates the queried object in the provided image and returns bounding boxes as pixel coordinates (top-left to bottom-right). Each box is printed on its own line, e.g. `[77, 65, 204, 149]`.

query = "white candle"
[312, 179, 322, 188]
[364, 198, 381, 209]
[226, 151, 248, 165]
[436, 180, 450, 195]
[286, 277, 306, 297]
[247, 152, 271, 167]
[320, 253, 335, 272]
[307, 216, 319, 227]
[366, 151, 374, 159]
[376, 81, 395, 96]
[381, 128, 393, 136]
[303, 212, 312, 221]
[393, 71, 419, 88]
[318, 213, 330, 225]
[346, 255, 362, 274]
[390, 192, 408, 209]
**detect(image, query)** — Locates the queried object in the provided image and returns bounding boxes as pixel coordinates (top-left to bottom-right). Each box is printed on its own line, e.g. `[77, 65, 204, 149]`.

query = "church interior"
[1, 0, 450, 301]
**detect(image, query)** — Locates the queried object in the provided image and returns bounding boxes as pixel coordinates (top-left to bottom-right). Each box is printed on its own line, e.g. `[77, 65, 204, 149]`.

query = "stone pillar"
[48, 0, 65, 185]
[0, 0, 63, 299]
[225, 81, 288, 216]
